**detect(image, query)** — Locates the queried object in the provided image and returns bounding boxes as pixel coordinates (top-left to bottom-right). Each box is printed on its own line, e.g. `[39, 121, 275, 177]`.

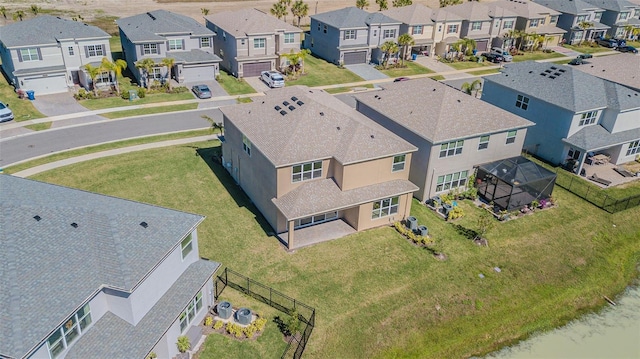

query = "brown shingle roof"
[205, 8, 301, 38]
[382, 4, 435, 25]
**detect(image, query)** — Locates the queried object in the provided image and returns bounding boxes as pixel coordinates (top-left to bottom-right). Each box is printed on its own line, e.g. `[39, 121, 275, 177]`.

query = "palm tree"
[291, 0, 309, 27]
[135, 58, 156, 90]
[355, 0, 369, 9]
[201, 115, 224, 136]
[201, 8, 210, 15]
[83, 63, 103, 96]
[161, 57, 176, 90]
[515, 30, 528, 52]
[376, 0, 388, 11]
[439, 0, 462, 7]
[461, 79, 482, 97]
[504, 29, 519, 50]
[13, 9, 25, 21]
[30, 5, 41, 15]
[298, 48, 311, 74]
[397, 34, 415, 66]
[460, 38, 476, 56]
[577, 21, 593, 45]
[380, 41, 399, 69]
[0, 6, 8, 25]
[102, 58, 127, 95]
[270, 1, 288, 21]
[392, 0, 412, 7]
[623, 24, 634, 40]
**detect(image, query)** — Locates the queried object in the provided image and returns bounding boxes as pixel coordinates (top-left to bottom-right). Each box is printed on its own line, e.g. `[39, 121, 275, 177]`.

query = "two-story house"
[430, 8, 465, 57]
[488, 0, 566, 49]
[304, 7, 401, 65]
[117, 10, 221, 86]
[574, 53, 640, 91]
[582, 0, 640, 38]
[353, 78, 534, 203]
[0, 15, 111, 95]
[444, 1, 495, 52]
[486, 3, 520, 48]
[0, 175, 220, 359]
[382, 4, 436, 57]
[219, 86, 418, 249]
[533, 0, 610, 44]
[481, 61, 640, 176]
[204, 8, 302, 78]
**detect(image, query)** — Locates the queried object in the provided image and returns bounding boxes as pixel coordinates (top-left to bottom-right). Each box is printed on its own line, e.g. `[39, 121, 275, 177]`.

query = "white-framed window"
[392, 154, 406, 172]
[568, 147, 581, 160]
[294, 211, 338, 229]
[323, 24, 328, 33]
[372, 197, 399, 219]
[383, 29, 396, 38]
[85, 44, 104, 57]
[95, 71, 110, 85]
[579, 111, 598, 126]
[254, 38, 266, 48]
[200, 37, 211, 48]
[478, 135, 490, 150]
[344, 30, 356, 40]
[503, 20, 514, 29]
[594, 12, 602, 21]
[68, 46, 74, 56]
[577, 15, 588, 22]
[619, 12, 629, 20]
[436, 170, 468, 192]
[152, 67, 163, 80]
[506, 130, 517, 144]
[181, 233, 193, 259]
[168, 39, 183, 50]
[439, 140, 464, 158]
[627, 140, 640, 156]
[284, 33, 295, 43]
[47, 304, 91, 358]
[143, 43, 159, 55]
[530, 19, 540, 27]
[242, 135, 251, 156]
[447, 24, 458, 33]
[292, 161, 322, 182]
[550, 15, 558, 24]
[471, 22, 482, 31]
[412, 25, 423, 35]
[179, 291, 203, 333]
[516, 94, 529, 110]
[19, 48, 39, 61]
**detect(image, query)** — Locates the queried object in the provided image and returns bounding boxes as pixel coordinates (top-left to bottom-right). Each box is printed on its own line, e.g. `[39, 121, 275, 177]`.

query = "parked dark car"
[481, 52, 504, 63]
[595, 37, 619, 48]
[577, 53, 593, 59]
[191, 84, 212, 99]
[393, 77, 410, 82]
[568, 57, 585, 65]
[616, 45, 638, 54]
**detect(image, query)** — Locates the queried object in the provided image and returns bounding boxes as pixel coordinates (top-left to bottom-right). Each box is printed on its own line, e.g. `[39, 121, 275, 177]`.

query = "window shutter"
[167, 41, 170, 51]
[37, 48, 42, 60]
[182, 40, 185, 50]
[17, 50, 23, 62]
[84, 46, 89, 57]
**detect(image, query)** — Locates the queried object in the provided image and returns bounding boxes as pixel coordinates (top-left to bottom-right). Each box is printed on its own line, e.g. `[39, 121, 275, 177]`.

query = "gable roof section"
[311, 7, 399, 29]
[582, 0, 638, 12]
[445, 2, 492, 21]
[533, 0, 604, 15]
[431, 8, 465, 22]
[220, 86, 417, 167]
[485, 61, 640, 112]
[0, 175, 204, 359]
[491, 0, 561, 18]
[352, 78, 533, 144]
[204, 8, 301, 38]
[573, 53, 640, 91]
[0, 15, 109, 48]
[117, 10, 214, 43]
[381, 4, 435, 25]
[564, 124, 640, 150]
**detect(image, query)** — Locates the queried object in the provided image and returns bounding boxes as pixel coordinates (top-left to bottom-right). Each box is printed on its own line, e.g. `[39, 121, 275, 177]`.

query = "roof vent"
[280, 110, 287, 116]
[550, 66, 558, 70]
[33, 215, 41, 221]
[370, 135, 375, 139]
[457, 99, 461, 102]
[559, 69, 566, 73]
[140, 221, 148, 228]
[296, 100, 304, 106]
[540, 73, 547, 76]
[71, 223, 78, 228]
[275, 105, 281, 111]
[283, 101, 290, 106]
[433, 88, 436, 91]
[320, 112, 324, 116]
[549, 75, 556, 79]
[337, 126, 340, 130]
[288, 105, 295, 111]
[554, 72, 561, 76]
[147, 12, 156, 20]
[529, 71, 533, 73]
[291, 96, 298, 101]
[374, 95, 379, 99]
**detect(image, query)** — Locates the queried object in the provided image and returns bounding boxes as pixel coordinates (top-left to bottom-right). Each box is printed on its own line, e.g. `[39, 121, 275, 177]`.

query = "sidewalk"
[414, 55, 474, 80]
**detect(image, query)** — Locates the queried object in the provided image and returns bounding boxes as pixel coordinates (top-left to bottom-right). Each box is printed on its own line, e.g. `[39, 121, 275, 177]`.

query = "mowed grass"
[378, 61, 435, 77]
[100, 103, 198, 119]
[446, 60, 496, 70]
[79, 91, 196, 110]
[0, 72, 45, 122]
[511, 51, 565, 62]
[30, 143, 640, 359]
[217, 70, 256, 96]
[286, 55, 364, 87]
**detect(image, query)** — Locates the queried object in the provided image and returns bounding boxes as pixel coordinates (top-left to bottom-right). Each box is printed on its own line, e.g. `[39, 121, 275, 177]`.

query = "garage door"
[343, 51, 367, 65]
[182, 65, 216, 82]
[21, 74, 67, 95]
[242, 62, 271, 77]
[476, 40, 489, 52]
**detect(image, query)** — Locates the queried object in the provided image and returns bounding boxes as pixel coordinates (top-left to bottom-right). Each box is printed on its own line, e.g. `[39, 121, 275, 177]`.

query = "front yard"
[378, 61, 435, 77]
[285, 55, 364, 87]
[0, 73, 45, 122]
[29, 141, 640, 359]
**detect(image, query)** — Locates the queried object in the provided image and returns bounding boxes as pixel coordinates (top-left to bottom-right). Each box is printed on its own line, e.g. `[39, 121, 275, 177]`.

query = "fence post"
[247, 277, 250, 295]
[270, 287, 273, 307]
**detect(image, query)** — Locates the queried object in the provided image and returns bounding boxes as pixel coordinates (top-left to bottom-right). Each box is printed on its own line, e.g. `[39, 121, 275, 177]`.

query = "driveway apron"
[30, 92, 107, 128]
[345, 64, 389, 81]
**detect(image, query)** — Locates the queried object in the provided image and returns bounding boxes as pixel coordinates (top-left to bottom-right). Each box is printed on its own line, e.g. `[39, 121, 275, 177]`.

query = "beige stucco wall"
[275, 158, 332, 198]
[353, 192, 413, 231]
[340, 154, 413, 191]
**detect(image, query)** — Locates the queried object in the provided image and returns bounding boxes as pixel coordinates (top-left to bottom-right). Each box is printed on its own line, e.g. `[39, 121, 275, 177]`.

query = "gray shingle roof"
[311, 7, 400, 29]
[484, 61, 640, 112]
[272, 179, 418, 220]
[431, 8, 465, 22]
[573, 53, 640, 91]
[116, 10, 214, 43]
[205, 8, 302, 38]
[0, 15, 110, 48]
[352, 78, 533, 144]
[168, 49, 222, 64]
[220, 86, 417, 167]
[65, 259, 220, 359]
[582, 0, 638, 12]
[0, 175, 204, 359]
[381, 4, 435, 25]
[563, 124, 640, 150]
[445, 2, 492, 21]
[491, 0, 562, 17]
[533, 0, 604, 15]
[12, 65, 67, 76]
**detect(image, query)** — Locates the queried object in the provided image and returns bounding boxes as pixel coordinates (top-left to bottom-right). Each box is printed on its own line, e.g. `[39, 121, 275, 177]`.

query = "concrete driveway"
[183, 79, 236, 109]
[30, 92, 107, 128]
[243, 76, 271, 92]
[345, 64, 389, 81]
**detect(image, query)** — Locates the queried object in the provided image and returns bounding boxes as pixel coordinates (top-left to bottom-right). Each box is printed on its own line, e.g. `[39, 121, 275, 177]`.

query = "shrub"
[176, 335, 190, 353]
[531, 200, 540, 209]
[253, 317, 267, 332]
[447, 206, 464, 220]
[146, 352, 157, 359]
[226, 322, 243, 338]
[243, 325, 257, 338]
[120, 90, 130, 100]
[285, 309, 301, 336]
[204, 316, 213, 327]
[137, 88, 146, 98]
[213, 320, 223, 330]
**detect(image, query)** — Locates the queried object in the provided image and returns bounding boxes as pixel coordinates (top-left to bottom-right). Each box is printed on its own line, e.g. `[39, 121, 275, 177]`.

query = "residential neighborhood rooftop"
[533, 0, 604, 15]
[444, 2, 493, 22]
[310, 6, 400, 28]
[116, 9, 215, 43]
[573, 53, 640, 91]
[491, 0, 563, 17]
[381, 4, 436, 25]
[204, 8, 301, 38]
[0, 15, 110, 47]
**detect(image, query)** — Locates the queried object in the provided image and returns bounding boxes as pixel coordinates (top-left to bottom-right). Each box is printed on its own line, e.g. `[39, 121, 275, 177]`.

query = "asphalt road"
[0, 109, 221, 167]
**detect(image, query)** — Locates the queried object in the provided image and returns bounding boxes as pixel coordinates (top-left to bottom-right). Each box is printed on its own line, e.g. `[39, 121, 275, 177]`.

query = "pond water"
[485, 285, 640, 359]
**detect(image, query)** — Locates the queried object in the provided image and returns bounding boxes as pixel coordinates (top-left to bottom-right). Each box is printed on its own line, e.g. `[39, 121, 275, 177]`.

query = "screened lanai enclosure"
[476, 156, 557, 211]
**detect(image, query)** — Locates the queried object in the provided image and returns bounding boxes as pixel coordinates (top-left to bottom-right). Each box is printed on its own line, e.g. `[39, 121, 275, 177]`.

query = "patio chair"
[588, 173, 612, 186]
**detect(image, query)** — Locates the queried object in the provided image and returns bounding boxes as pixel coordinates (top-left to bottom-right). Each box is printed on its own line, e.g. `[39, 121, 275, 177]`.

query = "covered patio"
[278, 219, 357, 250]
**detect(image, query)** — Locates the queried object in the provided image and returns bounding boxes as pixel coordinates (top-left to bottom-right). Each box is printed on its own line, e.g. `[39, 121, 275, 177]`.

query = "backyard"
[26, 141, 640, 359]
[285, 54, 364, 87]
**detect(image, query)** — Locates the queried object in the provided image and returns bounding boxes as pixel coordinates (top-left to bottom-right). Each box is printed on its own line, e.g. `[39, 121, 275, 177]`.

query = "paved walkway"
[414, 55, 474, 80]
[547, 45, 582, 58]
[345, 64, 389, 81]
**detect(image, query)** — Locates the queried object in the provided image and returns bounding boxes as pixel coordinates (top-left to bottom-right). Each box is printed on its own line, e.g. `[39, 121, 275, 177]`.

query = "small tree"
[355, 0, 370, 9]
[135, 58, 156, 90]
[476, 211, 495, 240]
[13, 9, 25, 21]
[201, 115, 224, 136]
[380, 41, 398, 69]
[83, 63, 103, 96]
[30, 5, 41, 15]
[577, 21, 593, 45]
[201, 8, 210, 15]
[285, 309, 301, 336]
[101, 58, 127, 95]
[397, 33, 415, 66]
[291, 0, 309, 27]
[461, 79, 481, 97]
[376, 0, 388, 11]
[439, 0, 462, 7]
[176, 335, 190, 353]
[270, 0, 288, 21]
[161, 57, 176, 90]
[392, 0, 412, 7]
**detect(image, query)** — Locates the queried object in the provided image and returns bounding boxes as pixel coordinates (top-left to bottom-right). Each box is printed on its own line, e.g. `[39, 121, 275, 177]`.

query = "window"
[372, 197, 399, 219]
[179, 291, 204, 333]
[168, 39, 183, 50]
[577, 15, 588, 22]
[94, 71, 110, 85]
[151, 67, 162, 80]
[579, 111, 598, 126]
[478, 135, 490, 150]
[550, 15, 558, 24]
[506, 130, 517, 144]
[317, 22, 321, 31]
[373, 29, 378, 36]
[219, 49, 224, 59]
[85, 44, 104, 57]
[344, 30, 356, 40]
[503, 20, 514, 29]
[392, 154, 406, 172]
[439, 140, 464, 158]
[471, 22, 482, 31]
[68, 46, 74, 56]
[383, 29, 396, 38]
[436, 170, 468, 192]
[627, 140, 640, 156]
[568, 147, 581, 160]
[594, 12, 602, 21]
[19, 48, 39, 61]
[515, 94, 529, 110]
[242, 135, 251, 156]
[294, 211, 338, 229]
[619, 12, 629, 20]
[254, 38, 266, 48]
[284, 33, 295, 43]
[223, 32, 226, 41]
[447, 24, 458, 33]
[323, 25, 327, 33]
[143, 43, 158, 55]
[530, 19, 540, 27]
[47, 305, 91, 358]
[412, 25, 423, 35]
[241, 39, 245, 45]
[438, 24, 442, 32]
[292, 161, 322, 182]
[181, 234, 193, 259]
[200, 37, 210, 48]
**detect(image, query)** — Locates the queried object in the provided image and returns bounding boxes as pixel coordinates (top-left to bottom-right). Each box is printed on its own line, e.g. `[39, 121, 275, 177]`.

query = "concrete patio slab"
[281, 219, 357, 250]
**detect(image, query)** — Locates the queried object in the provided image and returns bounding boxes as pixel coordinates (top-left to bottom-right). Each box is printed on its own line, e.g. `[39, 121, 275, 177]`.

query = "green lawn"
[100, 103, 198, 119]
[379, 61, 434, 77]
[0, 72, 45, 122]
[109, 36, 124, 61]
[562, 44, 612, 54]
[29, 142, 640, 359]
[24, 122, 52, 131]
[511, 51, 565, 62]
[324, 84, 374, 94]
[446, 60, 495, 70]
[217, 70, 256, 96]
[79, 91, 195, 110]
[468, 68, 501, 76]
[286, 55, 364, 87]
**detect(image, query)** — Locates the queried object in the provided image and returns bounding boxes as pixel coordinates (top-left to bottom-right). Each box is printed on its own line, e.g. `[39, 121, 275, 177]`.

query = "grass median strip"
[24, 122, 52, 131]
[99, 103, 198, 119]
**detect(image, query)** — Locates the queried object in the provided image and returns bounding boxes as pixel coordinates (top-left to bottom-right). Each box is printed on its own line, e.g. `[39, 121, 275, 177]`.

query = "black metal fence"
[214, 268, 316, 359]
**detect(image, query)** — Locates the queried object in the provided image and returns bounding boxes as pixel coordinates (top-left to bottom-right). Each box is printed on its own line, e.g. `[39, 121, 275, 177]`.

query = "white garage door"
[242, 62, 271, 77]
[21, 74, 68, 95]
[182, 66, 216, 82]
[343, 51, 367, 65]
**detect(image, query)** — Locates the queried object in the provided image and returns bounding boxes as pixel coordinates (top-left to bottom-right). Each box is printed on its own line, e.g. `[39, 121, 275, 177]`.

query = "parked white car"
[0, 101, 14, 123]
[491, 47, 513, 62]
[261, 71, 285, 88]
